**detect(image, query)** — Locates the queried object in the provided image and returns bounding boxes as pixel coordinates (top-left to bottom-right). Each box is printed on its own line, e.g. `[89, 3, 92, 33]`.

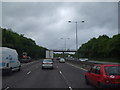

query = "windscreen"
[43, 59, 52, 62]
[105, 66, 120, 75]
[60, 58, 65, 61]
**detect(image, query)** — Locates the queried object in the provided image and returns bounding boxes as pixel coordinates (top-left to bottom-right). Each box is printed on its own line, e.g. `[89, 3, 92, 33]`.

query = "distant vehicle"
[46, 50, 53, 59]
[56, 57, 60, 60]
[21, 56, 31, 63]
[20, 52, 31, 63]
[42, 59, 53, 69]
[85, 64, 120, 88]
[79, 58, 88, 61]
[0, 47, 21, 74]
[59, 58, 65, 63]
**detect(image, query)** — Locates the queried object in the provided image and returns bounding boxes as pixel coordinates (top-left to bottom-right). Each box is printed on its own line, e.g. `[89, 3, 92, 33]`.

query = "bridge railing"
[49, 49, 77, 52]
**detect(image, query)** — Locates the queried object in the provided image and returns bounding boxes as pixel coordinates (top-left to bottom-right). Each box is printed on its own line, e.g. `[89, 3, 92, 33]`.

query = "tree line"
[1, 27, 120, 60]
[54, 53, 74, 58]
[1, 27, 47, 59]
[77, 34, 120, 59]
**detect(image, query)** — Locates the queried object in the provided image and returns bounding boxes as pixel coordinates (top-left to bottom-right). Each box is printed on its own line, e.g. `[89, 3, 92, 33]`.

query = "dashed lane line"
[56, 62, 72, 90]
[21, 60, 40, 66]
[4, 87, 10, 90]
[59, 70, 72, 90]
[59, 71, 62, 74]
[69, 86, 72, 90]
[27, 71, 31, 75]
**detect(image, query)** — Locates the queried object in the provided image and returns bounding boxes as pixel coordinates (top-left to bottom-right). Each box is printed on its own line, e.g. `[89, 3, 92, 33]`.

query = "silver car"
[42, 59, 53, 69]
[59, 58, 65, 63]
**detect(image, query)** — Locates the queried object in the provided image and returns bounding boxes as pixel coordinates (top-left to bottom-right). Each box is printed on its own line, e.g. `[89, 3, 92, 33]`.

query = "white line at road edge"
[59, 70, 73, 90]
[66, 62, 88, 71]
[4, 87, 9, 90]
[27, 71, 31, 75]
[21, 60, 40, 66]
[69, 86, 72, 90]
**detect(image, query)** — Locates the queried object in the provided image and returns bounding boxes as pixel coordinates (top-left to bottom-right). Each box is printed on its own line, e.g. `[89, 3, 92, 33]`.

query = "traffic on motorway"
[1, 47, 120, 89]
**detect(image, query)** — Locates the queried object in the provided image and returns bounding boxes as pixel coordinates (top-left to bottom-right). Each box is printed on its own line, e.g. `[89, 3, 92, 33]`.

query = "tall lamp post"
[68, 20, 84, 59]
[60, 38, 70, 50]
[60, 37, 70, 58]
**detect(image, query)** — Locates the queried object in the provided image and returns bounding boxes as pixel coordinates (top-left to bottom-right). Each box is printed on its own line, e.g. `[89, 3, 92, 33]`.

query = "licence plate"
[44, 64, 51, 65]
[116, 79, 120, 82]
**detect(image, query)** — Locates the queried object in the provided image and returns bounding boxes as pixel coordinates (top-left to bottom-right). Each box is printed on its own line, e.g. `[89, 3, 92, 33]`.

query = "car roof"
[43, 59, 52, 61]
[94, 64, 120, 67]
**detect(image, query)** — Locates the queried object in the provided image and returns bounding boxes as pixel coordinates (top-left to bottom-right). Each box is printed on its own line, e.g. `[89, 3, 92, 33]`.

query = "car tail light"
[104, 76, 110, 83]
[22, 56, 26, 59]
[104, 76, 108, 79]
[104, 76, 113, 83]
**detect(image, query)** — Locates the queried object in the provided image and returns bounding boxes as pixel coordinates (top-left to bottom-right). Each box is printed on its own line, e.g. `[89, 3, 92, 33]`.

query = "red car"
[85, 64, 120, 88]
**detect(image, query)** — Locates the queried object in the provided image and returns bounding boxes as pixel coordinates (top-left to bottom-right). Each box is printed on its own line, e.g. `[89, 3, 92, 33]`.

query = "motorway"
[2, 60, 95, 89]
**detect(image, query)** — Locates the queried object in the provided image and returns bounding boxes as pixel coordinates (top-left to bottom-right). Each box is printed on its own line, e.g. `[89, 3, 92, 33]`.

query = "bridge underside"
[53, 51, 76, 52]
[49, 49, 77, 52]
[51, 50, 77, 58]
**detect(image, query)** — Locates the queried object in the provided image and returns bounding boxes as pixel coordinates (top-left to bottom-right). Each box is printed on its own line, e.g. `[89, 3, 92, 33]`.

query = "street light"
[68, 20, 85, 59]
[60, 38, 70, 50]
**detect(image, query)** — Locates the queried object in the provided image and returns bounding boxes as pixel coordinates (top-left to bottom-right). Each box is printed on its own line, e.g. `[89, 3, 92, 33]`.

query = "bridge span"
[49, 49, 77, 52]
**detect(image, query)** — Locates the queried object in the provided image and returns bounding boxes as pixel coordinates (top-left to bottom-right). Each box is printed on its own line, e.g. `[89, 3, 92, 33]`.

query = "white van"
[0, 47, 21, 74]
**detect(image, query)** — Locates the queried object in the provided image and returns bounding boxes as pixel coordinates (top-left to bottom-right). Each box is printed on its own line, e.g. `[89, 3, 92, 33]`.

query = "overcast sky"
[2, 2, 118, 50]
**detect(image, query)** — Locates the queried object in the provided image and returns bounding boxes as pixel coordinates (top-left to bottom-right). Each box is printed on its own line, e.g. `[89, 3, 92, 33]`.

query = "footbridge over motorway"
[49, 49, 77, 58]
[49, 49, 77, 52]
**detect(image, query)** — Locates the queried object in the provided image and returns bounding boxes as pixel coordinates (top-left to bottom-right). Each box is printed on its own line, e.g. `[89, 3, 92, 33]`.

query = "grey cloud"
[81, 2, 118, 30]
[2, 2, 118, 50]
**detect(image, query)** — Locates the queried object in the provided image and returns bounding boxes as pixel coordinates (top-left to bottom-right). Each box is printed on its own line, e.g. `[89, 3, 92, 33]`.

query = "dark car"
[85, 64, 120, 88]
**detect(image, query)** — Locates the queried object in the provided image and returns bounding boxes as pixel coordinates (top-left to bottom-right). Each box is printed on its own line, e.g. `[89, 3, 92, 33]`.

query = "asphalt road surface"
[2, 60, 95, 89]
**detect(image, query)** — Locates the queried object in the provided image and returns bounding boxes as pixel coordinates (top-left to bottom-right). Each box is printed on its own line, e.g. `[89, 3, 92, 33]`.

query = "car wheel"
[42, 67, 44, 69]
[51, 67, 54, 69]
[8, 68, 12, 75]
[85, 76, 89, 85]
[18, 66, 21, 71]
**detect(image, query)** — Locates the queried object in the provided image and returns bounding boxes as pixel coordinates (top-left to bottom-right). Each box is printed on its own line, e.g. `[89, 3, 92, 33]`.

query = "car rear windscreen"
[43, 59, 52, 62]
[105, 66, 120, 75]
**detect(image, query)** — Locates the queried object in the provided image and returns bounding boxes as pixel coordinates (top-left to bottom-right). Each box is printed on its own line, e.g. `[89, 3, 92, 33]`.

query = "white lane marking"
[80, 68, 87, 71]
[21, 60, 40, 66]
[69, 86, 72, 90]
[66, 62, 88, 71]
[27, 71, 31, 75]
[59, 71, 62, 74]
[59, 70, 72, 90]
[4, 87, 10, 90]
[57, 66, 59, 68]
